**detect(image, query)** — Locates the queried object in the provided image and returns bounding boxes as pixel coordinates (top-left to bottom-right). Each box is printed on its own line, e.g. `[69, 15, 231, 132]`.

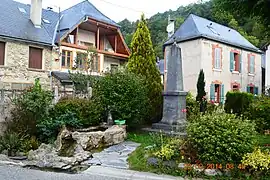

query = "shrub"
[0, 132, 26, 156]
[187, 112, 257, 164]
[242, 148, 270, 171]
[54, 97, 103, 127]
[224, 91, 253, 115]
[37, 111, 82, 142]
[245, 96, 270, 132]
[93, 70, 149, 129]
[7, 79, 53, 137]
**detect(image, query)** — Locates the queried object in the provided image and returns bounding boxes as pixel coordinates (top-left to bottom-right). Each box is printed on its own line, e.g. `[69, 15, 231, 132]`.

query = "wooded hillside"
[118, 0, 269, 58]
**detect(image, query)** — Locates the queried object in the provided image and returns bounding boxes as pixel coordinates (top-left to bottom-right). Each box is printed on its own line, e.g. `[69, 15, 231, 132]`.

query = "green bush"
[7, 79, 53, 137]
[187, 112, 257, 164]
[54, 97, 103, 127]
[93, 70, 149, 129]
[224, 91, 253, 115]
[186, 92, 200, 121]
[245, 96, 270, 132]
[37, 111, 82, 142]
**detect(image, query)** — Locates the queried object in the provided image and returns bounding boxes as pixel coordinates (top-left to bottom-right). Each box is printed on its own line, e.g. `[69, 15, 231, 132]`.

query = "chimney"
[30, 0, 42, 27]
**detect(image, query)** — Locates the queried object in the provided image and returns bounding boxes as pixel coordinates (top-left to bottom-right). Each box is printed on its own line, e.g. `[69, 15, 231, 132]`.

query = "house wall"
[265, 45, 270, 89]
[78, 29, 96, 47]
[164, 38, 262, 99]
[200, 38, 261, 97]
[103, 56, 120, 72]
[0, 39, 54, 90]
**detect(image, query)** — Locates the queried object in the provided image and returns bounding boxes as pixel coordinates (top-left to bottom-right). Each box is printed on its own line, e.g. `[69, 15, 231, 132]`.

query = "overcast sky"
[15, 0, 199, 22]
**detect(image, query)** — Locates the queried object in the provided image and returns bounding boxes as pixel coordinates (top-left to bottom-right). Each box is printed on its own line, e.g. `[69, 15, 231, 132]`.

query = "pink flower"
[181, 109, 187, 113]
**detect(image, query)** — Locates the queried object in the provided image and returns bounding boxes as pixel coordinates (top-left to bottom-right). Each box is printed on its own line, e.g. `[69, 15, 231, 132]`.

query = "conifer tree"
[128, 14, 162, 123]
[196, 69, 206, 102]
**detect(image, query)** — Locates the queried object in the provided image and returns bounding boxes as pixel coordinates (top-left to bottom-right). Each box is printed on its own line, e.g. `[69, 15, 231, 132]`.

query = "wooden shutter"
[246, 86, 250, 93]
[0, 42, 5, 65]
[29, 47, 42, 69]
[220, 84, 225, 104]
[238, 54, 242, 73]
[255, 87, 259, 95]
[210, 84, 215, 101]
[230, 52, 234, 72]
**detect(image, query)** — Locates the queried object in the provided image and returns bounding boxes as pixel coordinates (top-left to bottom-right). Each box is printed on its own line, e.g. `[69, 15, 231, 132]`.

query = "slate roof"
[164, 14, 261, 53]
[0, 0, 118, 46]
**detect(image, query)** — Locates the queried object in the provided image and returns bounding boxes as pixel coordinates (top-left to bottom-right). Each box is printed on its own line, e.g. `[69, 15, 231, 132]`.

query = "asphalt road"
[0, 165, 126, 180]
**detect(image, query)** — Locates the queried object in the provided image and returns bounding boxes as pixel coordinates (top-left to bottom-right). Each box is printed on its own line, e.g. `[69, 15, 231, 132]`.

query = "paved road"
[0, 165, 182, 180]
[0, 165, 125, 180]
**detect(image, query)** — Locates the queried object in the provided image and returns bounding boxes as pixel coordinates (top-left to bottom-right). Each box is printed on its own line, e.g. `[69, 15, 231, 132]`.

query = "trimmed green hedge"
[224, 91, 253, 115]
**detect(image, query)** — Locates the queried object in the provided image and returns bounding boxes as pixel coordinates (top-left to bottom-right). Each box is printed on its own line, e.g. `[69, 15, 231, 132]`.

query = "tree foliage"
[196, 69, 206, 102]
[127, 14, 163, 123]
[118, 0, 269, 58]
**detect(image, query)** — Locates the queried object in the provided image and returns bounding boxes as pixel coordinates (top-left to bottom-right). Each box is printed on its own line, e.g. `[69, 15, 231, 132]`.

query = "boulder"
[72, 131, 104, 150]
[104, 125, 127, 146]
[204, 169, 222, 176]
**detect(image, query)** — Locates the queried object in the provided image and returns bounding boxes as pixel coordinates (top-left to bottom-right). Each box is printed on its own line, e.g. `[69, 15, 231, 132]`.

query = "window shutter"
[246, 86, 250, 93]
[210, 84, 215, 101]
[255, 87, 259, 95]
[230, 51, 234, 72]
[248, 54, 250, 73]
[0, 42, 5, 65]
[29, 47, 42, 69]
[220, 84, 225, 104]
[238, 54, 242, 73]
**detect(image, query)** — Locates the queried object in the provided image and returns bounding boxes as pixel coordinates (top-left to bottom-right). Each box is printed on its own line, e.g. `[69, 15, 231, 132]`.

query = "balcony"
[60, 18, 129, 59]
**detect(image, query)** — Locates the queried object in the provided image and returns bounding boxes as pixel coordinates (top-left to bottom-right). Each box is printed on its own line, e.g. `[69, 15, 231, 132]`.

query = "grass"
[255, 134, 270, 150]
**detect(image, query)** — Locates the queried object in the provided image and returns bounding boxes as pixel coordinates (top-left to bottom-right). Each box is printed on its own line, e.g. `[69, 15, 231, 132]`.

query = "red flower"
[181, 109, 187, 113]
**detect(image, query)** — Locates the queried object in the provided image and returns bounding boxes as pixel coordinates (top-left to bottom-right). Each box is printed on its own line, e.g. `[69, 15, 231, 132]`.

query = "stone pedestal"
[151, 43, 187, 135]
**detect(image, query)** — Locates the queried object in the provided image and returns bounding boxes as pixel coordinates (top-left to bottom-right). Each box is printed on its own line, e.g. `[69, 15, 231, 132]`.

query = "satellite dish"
[167, 22, 174, 33]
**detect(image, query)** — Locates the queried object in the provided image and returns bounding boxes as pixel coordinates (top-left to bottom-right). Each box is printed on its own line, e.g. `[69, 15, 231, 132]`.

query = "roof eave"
[164, 35, 262, 54]
[0, 35, 53, 47]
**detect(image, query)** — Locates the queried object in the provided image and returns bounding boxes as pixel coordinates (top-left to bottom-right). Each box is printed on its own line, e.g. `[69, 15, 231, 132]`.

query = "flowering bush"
[242, 148, 270, 171]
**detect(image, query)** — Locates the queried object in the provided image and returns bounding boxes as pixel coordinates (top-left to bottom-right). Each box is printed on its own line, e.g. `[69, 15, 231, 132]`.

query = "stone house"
[0, 0, 129, 90]
[163, 14, 263, 103]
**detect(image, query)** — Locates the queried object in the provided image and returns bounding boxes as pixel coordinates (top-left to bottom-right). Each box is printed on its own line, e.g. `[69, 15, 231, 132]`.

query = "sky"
[15, 0, 199, 22]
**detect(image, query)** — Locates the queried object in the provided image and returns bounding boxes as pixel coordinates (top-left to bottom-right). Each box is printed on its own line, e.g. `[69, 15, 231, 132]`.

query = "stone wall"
[0, 39, 56, 90]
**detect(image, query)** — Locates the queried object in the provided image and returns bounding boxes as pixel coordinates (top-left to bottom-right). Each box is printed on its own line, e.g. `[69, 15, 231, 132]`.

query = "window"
[0, 42, 5, 65]
[213, 45, 222, 69]
[248, 54, 255, 74]
[76, 52, 87, 69]
[29, 47, 42, 69]
[61, 50, 72, 69]
[230, 51, 241, 72]
[247, 85, 258, 95]
[210, 82, 225, 104]
[231, 82, 240, 91]
[91, 56, 100, 72]
[110, 64, 118, 73]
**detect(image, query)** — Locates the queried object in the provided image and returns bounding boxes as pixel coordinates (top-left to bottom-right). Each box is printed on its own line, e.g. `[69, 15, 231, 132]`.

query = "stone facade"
[265, 45, 270, 89]
[0, 39, 56, 90]
[164, 38, 262, 99]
